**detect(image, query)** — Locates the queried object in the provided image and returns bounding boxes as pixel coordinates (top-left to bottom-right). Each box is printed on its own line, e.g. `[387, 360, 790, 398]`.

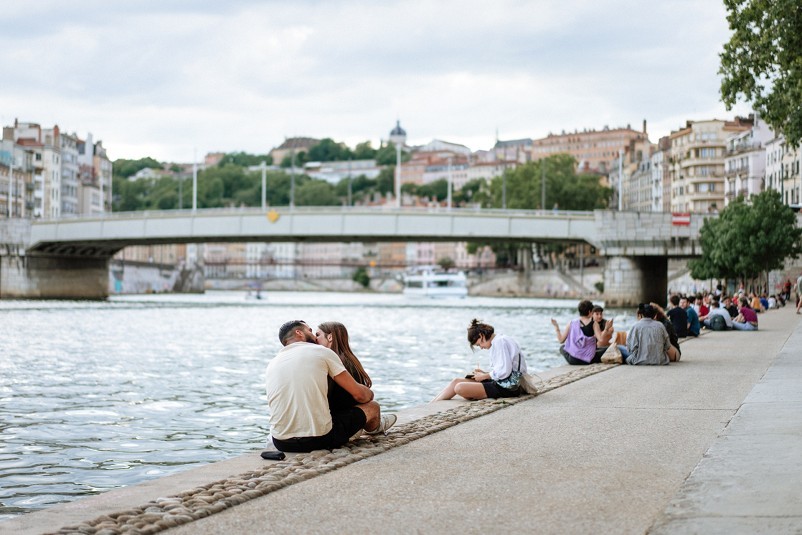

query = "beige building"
[668, 117, 753, 213]
[270, 137, 320, 167]
[532, 123, 652, 174]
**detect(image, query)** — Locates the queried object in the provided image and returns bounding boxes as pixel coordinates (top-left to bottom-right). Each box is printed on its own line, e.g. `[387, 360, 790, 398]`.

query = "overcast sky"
[0, 0, 751, 163]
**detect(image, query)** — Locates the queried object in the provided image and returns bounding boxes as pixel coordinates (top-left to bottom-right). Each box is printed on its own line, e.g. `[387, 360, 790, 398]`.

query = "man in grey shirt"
[626, 303, 671, 366]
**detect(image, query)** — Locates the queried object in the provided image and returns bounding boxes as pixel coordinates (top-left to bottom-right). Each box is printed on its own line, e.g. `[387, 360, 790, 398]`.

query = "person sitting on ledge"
[432, 319, 528, 401]
[551, 300, 613, 365]
[266, 320, 396, 453]
[732, 297, 759, 331]
[626, 303, 671, 366]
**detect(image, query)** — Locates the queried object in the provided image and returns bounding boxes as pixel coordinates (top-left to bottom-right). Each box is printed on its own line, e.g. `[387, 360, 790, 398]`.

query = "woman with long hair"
[315, 321, 373, 411]
[551, 300, 612, 365]
[432, 319, 527, 401]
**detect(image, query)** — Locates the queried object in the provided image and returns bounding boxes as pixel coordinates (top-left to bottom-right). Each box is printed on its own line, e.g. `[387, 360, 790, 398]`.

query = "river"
[0, 291, 633, 521]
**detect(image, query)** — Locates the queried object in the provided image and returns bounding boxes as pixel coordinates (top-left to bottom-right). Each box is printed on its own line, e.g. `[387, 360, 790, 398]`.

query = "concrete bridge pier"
[1, 254, 110, 299]
[603, 255, 667, 308]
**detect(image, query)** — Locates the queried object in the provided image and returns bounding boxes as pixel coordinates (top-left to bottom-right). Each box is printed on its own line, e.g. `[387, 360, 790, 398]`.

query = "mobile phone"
[464, 374, 475, 379]
[261, 451, 286, 461]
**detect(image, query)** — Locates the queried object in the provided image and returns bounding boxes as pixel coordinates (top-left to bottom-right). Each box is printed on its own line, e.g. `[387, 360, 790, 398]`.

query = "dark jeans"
[560, 345, 601, 365]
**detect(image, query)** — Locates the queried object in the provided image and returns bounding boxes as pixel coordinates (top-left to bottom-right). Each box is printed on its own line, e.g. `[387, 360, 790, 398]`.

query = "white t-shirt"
[265, 342, 346, 440]
[488, 334, 527, 380]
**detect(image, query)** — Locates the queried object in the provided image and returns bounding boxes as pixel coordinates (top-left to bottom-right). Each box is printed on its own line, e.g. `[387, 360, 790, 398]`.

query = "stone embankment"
[4, 306, 801, 534]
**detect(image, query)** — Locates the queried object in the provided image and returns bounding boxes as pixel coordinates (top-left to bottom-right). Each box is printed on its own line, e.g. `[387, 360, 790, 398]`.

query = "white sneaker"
[366, 414, 397, 435]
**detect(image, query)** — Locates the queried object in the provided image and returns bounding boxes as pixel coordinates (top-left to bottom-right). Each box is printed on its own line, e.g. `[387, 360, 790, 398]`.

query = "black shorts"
[481, 379, 521, 399]
[272, 406, 367, 453]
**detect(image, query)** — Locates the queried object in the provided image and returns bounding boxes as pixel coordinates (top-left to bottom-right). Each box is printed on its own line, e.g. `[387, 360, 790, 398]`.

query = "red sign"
[672, 212, 691, 226]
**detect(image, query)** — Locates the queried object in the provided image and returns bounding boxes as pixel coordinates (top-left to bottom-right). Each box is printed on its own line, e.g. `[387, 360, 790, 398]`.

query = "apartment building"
[668, 117, 753, 213]
[724, 117, 774, 206]
[765, 135, 802, 207]
[531, 122, 652, 174]
[2, 120, 112, 219]
[625, 160, 653, 212]
[0, 141, 34, 218]
[493, 138, 532, 163]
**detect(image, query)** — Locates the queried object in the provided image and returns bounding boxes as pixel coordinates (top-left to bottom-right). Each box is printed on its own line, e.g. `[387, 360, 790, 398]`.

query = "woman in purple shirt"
[732, 297, 759, 331]
[551, 300, 612, 365]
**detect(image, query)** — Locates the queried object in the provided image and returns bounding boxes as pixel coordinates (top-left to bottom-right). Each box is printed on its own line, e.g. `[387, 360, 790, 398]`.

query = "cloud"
[0, 0, 752, 162]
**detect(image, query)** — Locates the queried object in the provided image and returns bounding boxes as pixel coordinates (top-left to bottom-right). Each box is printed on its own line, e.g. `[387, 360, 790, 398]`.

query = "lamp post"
[290, 149, 296, 209]
[618, 149, 624, 211]
[446, 156, 453, 210]
[388, 120, 407, 208]
[192, 148, 198, 212]
[261, 160, 267, 211]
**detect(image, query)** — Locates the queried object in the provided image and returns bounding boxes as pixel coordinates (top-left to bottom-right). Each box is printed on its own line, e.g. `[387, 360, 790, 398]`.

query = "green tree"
[113, 157, 163, 178]
[690, 191, 802, 288]
[353, 141, 377, 160]
[307, 138, 353, 162]
[487, 156, 611, 210]
[353, 266, 370, 288]
[218, 152, 273, 167]
[375, 142, 410, 166]
[280, 151, 307, 168]
[294, 179, 340, 206]
[375, 167, 395, 195]
[720, 0, 802, 146]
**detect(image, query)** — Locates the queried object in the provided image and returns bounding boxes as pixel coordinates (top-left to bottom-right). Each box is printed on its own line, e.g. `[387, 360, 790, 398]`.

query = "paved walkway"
[3, 306, 801, 534]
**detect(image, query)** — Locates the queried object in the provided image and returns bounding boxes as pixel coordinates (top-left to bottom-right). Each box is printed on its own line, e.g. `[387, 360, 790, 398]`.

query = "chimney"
[643, 119, 647, 134]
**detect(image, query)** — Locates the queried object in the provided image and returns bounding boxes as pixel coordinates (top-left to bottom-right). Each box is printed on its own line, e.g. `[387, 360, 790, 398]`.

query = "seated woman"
[732, 297, 759, 330]
[315, 321, 396, 434]
[551, 300, 613, 365]
[432, 319, 527, 401]
[650, 302, 681, 362]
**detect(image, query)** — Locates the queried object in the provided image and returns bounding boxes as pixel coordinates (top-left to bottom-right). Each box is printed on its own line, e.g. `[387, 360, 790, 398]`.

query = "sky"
[0, 0, 752, 163]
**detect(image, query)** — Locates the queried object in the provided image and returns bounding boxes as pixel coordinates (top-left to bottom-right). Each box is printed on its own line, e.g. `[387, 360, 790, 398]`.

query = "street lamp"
[389, 120, 407, 208]
[261, 160, 267, 211]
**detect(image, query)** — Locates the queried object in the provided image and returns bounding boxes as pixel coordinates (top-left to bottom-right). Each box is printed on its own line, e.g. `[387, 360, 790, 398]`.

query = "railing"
[34, 205, 596, 223]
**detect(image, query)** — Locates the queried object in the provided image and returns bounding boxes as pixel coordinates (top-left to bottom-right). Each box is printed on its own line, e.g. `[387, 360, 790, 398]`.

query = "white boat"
[402, 267, 468, 298]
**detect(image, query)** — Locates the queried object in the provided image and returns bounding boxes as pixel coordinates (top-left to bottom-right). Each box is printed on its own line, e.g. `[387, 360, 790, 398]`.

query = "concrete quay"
[3, 306, 802, 534]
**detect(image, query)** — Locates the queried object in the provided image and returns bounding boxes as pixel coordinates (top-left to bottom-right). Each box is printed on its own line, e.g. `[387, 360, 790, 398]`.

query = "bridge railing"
[35, 206, 595, 222]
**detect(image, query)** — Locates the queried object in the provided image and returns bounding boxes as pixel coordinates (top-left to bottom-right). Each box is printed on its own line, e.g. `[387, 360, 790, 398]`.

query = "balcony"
[727, 141, 763, 155]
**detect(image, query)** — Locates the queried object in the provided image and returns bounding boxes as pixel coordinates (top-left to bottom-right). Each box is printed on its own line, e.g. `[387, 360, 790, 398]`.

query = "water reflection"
[0, 291, 633, 520]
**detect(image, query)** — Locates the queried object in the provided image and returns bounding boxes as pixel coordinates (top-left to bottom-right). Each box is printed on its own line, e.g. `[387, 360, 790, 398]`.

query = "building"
[765, 135, 802, 207]
[668, 117, 753, 214]
[625, 160, 653, 212]
[531, 122, 652, 174]
[2, 120, 112, 218]
[724, 116, 774, 205]
[648, 136, 671, 213]
[493, 138, 532, 163]
[270, 137, 320, 167]
[0, 140, 34, 218]
[303, 159, 382, 184]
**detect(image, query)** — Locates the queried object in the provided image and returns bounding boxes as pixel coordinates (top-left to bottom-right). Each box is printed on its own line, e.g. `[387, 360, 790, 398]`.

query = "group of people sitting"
[266, 318, 528, 454]
[265, 289, 776, 453]
[553, 291, 769, 367]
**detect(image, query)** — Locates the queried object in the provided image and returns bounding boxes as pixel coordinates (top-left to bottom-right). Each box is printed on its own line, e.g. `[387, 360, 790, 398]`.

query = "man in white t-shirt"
[266, 320, 395, 452]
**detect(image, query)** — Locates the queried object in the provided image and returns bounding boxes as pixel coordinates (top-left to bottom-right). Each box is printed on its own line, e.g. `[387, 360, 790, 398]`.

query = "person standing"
[266, 320, 396, 453]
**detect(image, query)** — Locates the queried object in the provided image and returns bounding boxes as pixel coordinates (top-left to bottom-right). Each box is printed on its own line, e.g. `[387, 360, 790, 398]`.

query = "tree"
[218, 152, 272, 167]
[307, 138, 353, 162]
[720, 0, 802, 146]
[113, 157, 163, 178]
[690, 191, 802, 289]
[294, 179, 340, 206]
[375, 142, 409, 166]
[353, 141, 377, 160]
[487, 156, 611, 211]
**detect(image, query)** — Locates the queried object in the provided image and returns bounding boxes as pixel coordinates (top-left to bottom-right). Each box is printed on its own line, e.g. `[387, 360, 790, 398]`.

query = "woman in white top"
[432, 319, 527, 401]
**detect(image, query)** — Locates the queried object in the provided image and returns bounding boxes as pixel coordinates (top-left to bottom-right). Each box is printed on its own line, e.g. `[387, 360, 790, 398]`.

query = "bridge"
[2, 207, 707, 304]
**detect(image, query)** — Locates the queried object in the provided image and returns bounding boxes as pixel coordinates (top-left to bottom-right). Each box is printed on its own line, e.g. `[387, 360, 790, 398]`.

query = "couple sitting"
[265, 320, 396, 453]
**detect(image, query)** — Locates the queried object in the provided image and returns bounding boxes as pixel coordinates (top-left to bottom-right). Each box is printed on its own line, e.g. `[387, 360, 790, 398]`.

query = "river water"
[0, 291, 633, 521]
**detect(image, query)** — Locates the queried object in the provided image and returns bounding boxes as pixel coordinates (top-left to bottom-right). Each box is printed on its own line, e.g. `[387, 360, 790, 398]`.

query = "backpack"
[709, 314, 728, 331]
